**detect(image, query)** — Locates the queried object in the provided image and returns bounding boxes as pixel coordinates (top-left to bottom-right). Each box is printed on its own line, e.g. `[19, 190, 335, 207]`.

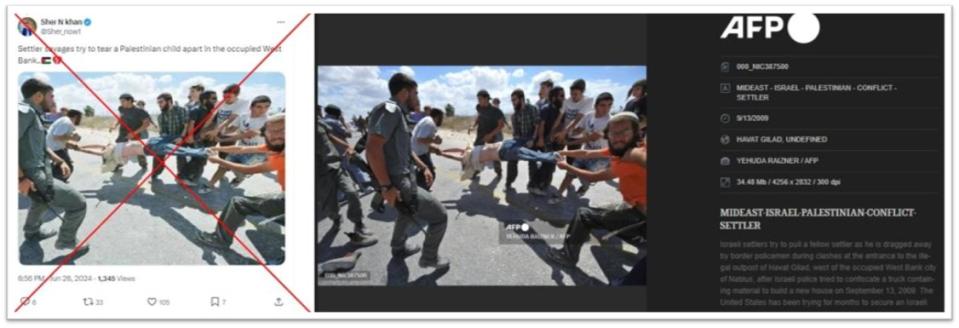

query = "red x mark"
[14, 12, 312, 313]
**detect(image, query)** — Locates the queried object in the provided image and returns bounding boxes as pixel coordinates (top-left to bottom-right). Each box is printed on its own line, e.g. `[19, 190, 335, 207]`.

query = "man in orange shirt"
[546, 112, 646, 274]
[196, 113, 286, 253]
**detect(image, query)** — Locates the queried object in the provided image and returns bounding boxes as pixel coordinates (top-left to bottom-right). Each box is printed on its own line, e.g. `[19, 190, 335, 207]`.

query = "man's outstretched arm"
[207, 151, 274, 175]
[436, 148, 466, 162]
[557, 161, 615, 183]
[208, 145, 265, 155]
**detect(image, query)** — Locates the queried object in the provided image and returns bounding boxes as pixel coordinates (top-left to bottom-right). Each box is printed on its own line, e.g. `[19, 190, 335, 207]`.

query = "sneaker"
[345, 232, 378, 247]
[196, 231, 230, 249]
[545, 248, 577, 267]
[24, 228, 58, 241]
[195, 185, 212, 195]
[54, 240, 90, 255]
[354, 223, 373, 236]
[418, 256, 451, 270]
[529, 187, 547, 196]
[391, 243, 422, 258]
[547, 195, 563, 205]
[575, 184, 591, 197]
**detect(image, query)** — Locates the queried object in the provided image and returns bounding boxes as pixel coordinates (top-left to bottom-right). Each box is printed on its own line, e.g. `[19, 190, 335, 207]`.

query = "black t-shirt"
[474, 105, 505, 146]
[188, 106, 217, 146]
[539, 103, 561, 140]
[624, 96, 647, 118]
[116, 106, 152, 142]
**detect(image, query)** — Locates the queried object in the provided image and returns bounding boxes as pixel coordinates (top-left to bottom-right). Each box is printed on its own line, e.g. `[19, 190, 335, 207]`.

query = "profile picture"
[18, 17, 37, 37]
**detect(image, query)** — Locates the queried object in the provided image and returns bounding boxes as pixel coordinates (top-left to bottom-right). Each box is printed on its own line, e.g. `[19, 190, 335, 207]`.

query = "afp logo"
[720, 13, 820, 44]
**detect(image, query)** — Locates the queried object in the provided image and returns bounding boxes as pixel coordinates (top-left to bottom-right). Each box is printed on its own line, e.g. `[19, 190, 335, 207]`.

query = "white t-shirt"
[216, 98, 250, 123]
[46, 116, 76, 151]
[561, 96, 594, 138]
[231, 113, 268, 146]
[410, 117, 437, 156]
[579, 111, 610, 150]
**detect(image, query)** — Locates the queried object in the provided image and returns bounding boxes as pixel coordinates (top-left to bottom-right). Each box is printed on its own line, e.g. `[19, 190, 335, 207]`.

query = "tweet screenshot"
[7, 5, 315, 319]
[4, 2, 956, 322]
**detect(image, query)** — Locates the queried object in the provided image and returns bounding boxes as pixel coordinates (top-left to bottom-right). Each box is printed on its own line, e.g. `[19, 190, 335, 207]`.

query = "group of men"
[467, 78, 647, 202]
[316, 72, 648, 284]
[17, 77, 287, 262]
[103, 84, 275, 195]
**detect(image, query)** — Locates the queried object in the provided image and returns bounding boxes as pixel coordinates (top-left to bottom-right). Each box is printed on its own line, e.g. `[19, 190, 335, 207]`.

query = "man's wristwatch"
[379, 184, 395, 193]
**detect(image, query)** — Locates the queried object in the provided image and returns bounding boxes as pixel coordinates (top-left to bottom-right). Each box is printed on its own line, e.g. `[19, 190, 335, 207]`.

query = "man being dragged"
[436, 139, 564, 181]
[72, 137, 209, 174]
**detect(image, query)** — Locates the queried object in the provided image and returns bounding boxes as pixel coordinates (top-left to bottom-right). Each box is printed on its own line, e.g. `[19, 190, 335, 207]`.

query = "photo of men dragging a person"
[16, 72, 286, 265]
[315, 66, 646, 286]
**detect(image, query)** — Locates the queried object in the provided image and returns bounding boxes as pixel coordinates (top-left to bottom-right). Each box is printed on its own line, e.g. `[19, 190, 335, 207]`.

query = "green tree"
[444, 103, 455, 117]
[83, 105, 95, 117]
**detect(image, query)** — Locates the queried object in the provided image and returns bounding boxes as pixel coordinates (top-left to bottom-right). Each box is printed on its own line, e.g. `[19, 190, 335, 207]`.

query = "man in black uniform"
[18, 78, 89, 253]
[365, 73, 450, 270]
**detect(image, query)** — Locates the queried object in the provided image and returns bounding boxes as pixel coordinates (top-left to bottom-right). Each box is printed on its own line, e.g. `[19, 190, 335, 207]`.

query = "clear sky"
[18, 72, 285, 115]
[317, 65, 645, 118]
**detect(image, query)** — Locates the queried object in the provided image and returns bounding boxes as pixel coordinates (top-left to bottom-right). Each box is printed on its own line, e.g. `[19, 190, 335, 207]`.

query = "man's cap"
[609, 111, 640, 126]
